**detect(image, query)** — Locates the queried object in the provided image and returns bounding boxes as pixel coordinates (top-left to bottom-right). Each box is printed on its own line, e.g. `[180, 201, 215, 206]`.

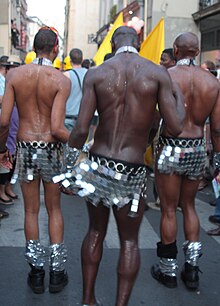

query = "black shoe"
[151, 264, 177, 288]
[181, 262, 200, 290]
[27, 265, 45, 294]
[49, 270, 68, 293]
[208, 215, 220, 224]
[0, 209, 9, 218]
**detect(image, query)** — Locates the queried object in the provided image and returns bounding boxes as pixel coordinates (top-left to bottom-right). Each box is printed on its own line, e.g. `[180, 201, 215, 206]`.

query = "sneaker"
[27, 265, 45, 294]
[181, 262, 200, 290]
[49, 270, 68, 293]
[151, 264, 177, 288]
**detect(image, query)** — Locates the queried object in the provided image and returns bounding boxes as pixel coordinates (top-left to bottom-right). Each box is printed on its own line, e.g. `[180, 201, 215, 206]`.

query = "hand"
[0, 150, 13, 170]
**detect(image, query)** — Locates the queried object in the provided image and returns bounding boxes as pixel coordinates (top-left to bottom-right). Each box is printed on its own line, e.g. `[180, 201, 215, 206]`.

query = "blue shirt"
[65, 68, 87, 116]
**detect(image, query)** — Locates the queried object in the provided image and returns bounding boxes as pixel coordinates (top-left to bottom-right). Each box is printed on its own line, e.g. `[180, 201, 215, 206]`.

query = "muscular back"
[77, 53, 183, 164]
[168, 65, 220, 138]
[3, 64, 70, 142]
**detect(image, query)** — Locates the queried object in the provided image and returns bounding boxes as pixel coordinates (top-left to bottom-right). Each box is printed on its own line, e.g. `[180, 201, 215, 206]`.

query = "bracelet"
[213, 152, 220, 171]
[65, 146, 81, 171]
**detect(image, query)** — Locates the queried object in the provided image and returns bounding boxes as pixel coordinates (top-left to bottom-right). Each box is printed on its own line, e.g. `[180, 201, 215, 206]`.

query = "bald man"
[60, 26, 185, 306]
[151, 32, 220, 290]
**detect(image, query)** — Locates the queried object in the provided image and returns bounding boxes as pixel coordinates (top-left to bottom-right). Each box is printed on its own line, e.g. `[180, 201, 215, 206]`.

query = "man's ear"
[195, 48, 200, 57]
[53, 45, 59, 56]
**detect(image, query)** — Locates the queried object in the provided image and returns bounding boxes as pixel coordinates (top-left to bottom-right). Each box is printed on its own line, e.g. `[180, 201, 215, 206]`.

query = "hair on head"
[69, 48, 83, 65]
[34, 29, 58, 54]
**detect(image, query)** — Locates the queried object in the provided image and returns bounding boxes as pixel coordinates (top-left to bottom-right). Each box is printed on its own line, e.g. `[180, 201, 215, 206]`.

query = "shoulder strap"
[72, 69, 82, 90]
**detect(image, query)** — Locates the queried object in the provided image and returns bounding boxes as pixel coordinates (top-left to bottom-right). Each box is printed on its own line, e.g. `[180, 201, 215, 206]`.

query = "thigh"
[86, 201, 110, 235]
[179, 177, 200, 206]
[43, 181, 61, 212]
[21, 179, 41, 212]
[112, 198, 145, 242]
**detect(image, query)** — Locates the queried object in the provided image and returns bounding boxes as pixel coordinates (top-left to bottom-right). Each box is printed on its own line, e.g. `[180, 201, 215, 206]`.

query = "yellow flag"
[139, 18, 164, 64]
[93, 12, 124, 66]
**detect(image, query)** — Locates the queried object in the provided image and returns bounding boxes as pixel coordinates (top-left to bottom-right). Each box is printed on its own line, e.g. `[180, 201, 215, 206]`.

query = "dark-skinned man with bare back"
[56, 26, 185, 306]
[0, 27, 71, 294]
[151, 32, 220, 291]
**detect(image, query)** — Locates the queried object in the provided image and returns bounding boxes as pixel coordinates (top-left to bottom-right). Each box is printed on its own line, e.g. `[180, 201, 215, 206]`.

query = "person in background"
[63, 48, 87, 132]
[160, 48, 176, 69]
[148, 48, 177, 210]
[81, 59, 96, 69]
[0, 55, 10, 218]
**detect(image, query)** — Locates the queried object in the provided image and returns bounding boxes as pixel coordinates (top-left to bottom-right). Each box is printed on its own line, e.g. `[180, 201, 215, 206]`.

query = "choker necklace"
[115, 46, 138, 56]
[32, 58, 53, 67]
[176, 58, 197, 66]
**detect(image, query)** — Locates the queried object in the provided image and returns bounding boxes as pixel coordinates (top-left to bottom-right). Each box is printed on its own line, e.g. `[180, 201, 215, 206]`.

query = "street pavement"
[0, 174, 219, 306]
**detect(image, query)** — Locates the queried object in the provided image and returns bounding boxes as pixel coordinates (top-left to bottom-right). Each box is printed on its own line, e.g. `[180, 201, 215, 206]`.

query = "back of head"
[174, 32, 199, 58]
[111, 26, 140, 51]
[34, 27, 58, 55]
[69, 48, 83, 65]
[201, 60, 217, 77]
[82, 59, 96, 69]
[162, 48, 175, 62]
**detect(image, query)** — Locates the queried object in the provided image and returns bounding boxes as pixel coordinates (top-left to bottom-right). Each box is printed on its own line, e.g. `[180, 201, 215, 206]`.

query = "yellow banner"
[139, 18, 164, 64]
[93, 12, 124, 66]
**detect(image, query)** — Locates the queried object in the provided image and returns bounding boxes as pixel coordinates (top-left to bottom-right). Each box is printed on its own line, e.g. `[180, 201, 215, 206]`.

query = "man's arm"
[158, 67, 185, 137]
[50, 76, 71, 143]
[68, 69, 97, 149]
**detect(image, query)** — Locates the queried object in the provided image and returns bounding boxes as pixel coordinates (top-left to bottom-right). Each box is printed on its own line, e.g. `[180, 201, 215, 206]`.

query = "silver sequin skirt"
[13, 141, 64, 182]
[57, 153, 147, 216]
[156, 136, 206, 180]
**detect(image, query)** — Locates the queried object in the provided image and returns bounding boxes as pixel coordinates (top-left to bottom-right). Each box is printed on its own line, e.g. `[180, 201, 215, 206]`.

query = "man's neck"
[71, 64, 81, 69]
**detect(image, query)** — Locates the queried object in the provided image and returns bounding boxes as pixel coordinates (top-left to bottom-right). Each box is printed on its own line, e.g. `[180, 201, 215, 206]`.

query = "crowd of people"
[0, 25, 220, 306]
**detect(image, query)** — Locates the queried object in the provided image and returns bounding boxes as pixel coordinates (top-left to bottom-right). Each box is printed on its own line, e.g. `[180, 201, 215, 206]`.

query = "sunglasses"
[39, 26, 59, 48]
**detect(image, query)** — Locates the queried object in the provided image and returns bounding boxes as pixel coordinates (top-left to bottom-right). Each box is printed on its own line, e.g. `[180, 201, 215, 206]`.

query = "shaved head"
[112, 26, 140, 51]
[174, 32, 199, 58]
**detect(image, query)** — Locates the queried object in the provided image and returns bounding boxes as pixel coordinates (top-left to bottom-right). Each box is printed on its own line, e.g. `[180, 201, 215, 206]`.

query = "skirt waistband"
[88, 152, 146, 175]
[159, 136, 205, 148]
[17, 141, 63, 150]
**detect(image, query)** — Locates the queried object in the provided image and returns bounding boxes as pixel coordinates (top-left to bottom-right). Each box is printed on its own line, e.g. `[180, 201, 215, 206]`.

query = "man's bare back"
[168, 64, 220, 138]
[1, 63, 70, 144]
[70, 45, 184, 164]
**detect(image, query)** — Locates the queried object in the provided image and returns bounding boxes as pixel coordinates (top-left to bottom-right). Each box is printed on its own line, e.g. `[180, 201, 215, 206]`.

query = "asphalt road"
[0, 174, 219, 306]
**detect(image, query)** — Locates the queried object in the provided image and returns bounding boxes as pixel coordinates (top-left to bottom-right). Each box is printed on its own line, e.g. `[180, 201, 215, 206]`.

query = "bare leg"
[113, 199, 145, 306]
[81, 201, 110, 305]
[21, 179, 41, 240]
[179, 178, 200, 241]
[155, 170, 182, 244]
[43, 180, 63, 244]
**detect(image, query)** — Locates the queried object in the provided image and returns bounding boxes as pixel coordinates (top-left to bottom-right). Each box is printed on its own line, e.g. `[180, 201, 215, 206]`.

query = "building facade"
[0, 0, 28, 60]
[64, 0, 100, 59]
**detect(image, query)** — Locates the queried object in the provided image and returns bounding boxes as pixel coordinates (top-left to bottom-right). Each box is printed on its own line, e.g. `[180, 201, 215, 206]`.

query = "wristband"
[65, 146, 81, 171]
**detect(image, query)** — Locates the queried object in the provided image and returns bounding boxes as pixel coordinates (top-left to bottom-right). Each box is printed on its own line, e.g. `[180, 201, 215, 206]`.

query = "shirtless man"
[59, 26, 184, 306]
[0, 27, 70, 294]
[151, 32, 220, 290]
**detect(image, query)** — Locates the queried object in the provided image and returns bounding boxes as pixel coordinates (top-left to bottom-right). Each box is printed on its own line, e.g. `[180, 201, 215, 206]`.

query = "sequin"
[56, 153, 147, 217]
[156, 136, 206, 179]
